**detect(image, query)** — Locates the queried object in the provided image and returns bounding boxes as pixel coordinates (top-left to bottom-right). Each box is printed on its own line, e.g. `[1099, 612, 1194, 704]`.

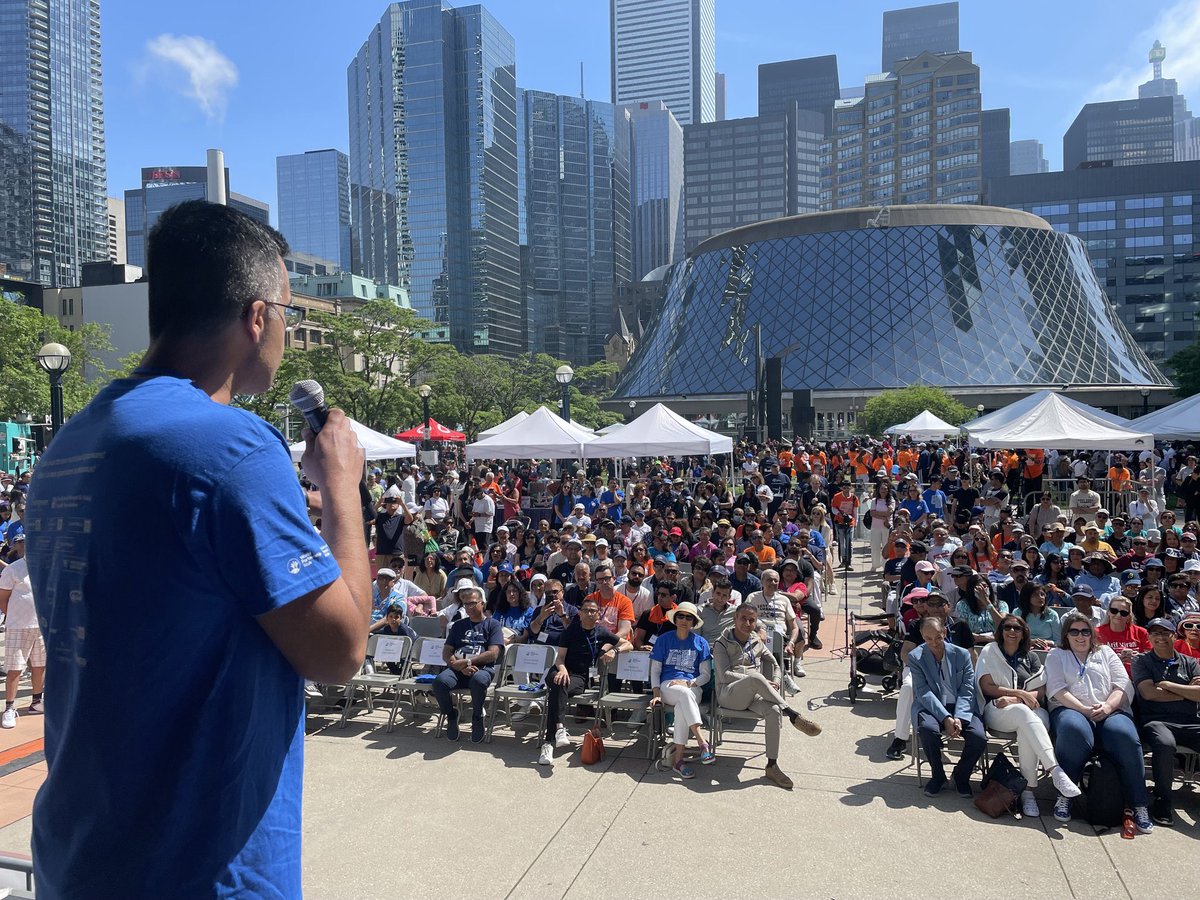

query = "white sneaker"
[554, 725, 571, 749]
[537, 742, 553, 766]
[1021, 790, 1039, 818]
[792, 659, 807, 678]
[527, 701, 542, 716]
[511, 707, 529, 722]
[782, 675, 799, 696]
[1050, 765, 1081, 799]
[1, 708, 15, 729]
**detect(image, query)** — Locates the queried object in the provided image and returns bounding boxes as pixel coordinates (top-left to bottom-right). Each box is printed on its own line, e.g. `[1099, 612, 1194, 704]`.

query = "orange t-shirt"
[1108, 467, 1132, 492]
[1023, 450, 1045, 479]
[751, 544, 777, 564]
[588, 590, 636, 634]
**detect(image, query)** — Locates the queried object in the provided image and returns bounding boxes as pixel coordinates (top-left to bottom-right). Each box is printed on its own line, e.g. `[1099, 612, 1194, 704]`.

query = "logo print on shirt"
[287, 558, 301, 575]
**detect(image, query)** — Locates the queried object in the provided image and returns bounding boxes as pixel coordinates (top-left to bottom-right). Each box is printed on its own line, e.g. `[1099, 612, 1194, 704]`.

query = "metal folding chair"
[340, 634, 410, 727]
[596, 650, 656, 757]
[487, 643, 557, 743]
[388, 636, 445, 732]
[410, 616, 443, 638]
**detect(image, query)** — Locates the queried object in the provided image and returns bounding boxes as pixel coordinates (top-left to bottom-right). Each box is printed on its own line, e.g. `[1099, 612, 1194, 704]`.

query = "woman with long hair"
[866, 479, 895, 571]
[1037, 552, 1072, 604]
[1017, 582, 1059, 649]
[1020, 545, 1043, 579]
[954, 575, 1007, 644]
[967, 530, 997, 575]
[413, 551, 447, 601]
[1134, 584, 1167, 628]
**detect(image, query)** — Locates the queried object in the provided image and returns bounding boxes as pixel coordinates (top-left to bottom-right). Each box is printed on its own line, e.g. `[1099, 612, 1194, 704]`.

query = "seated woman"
[412, 551, 447, 610]
[1036, 553, 1072, 605]
[1134, 584, 1167, 629]
[1175, 611, 1200, 659]
[1095, 595, 1150, 675]
[976, 614, 1081, 816]
[649, 601, 713, 780]
[954, 576, 1007, 644]
[491, 580, 535, 643]
[1016, 583, 1059, 650]
[1045, 611, 1152, 831]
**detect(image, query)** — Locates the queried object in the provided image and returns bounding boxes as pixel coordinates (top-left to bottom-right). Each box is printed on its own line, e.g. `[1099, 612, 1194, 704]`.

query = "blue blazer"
[909, 641, 979, 725]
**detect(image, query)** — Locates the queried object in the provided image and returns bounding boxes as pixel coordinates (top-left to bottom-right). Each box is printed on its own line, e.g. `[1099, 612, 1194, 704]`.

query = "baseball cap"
[915, 560, 936, 573]
[376, 567, 397, 579]
[531, 573, 547, 585]
[1010, 559, 1030, 571]
[735, 553, 753, 565]
[1146, 617, 1176, 633]
[1121, 570, 1142, 585]
[948, 565, 973, 577]
[1070, 583, 1096, 599]
[909, 541, 929, 554]
[497, 561, 514, 574]
[595, 538, 609, 548]
[669, 526, 683, 536]
[1184, 559, 1200, 573]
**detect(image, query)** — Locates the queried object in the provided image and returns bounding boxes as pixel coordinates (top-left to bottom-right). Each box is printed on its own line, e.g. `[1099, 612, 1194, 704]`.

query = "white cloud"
[145, 34, 238, 122]
[1087, 0, 1200, 103]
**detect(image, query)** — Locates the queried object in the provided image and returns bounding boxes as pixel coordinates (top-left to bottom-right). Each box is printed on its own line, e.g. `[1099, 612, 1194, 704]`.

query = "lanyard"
[585, 628, 598, 661]
[742, 639, 756, 665]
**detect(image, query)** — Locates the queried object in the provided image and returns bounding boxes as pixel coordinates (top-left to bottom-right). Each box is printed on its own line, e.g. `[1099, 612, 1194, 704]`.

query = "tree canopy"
[858, 384, 970, 437]
[1167, 341, 1200, 398]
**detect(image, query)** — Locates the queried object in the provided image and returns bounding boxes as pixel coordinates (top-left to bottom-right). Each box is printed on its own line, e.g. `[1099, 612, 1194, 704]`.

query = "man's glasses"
[545, 589, 563, 596]
[256, 301, 305, 330]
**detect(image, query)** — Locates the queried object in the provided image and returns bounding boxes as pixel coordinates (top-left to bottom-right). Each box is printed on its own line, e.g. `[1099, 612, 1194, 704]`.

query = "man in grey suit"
[909, 616, 985, 798]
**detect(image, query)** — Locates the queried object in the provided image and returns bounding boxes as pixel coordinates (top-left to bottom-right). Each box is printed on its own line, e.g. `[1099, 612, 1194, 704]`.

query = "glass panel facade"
[276, 150, 351, 273]
[613, 221, 1169, 400]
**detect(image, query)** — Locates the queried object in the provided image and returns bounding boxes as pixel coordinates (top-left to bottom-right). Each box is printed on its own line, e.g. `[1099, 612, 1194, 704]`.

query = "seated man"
[523, 579, 577, 647]
[908, 616, 985, 797]
[432, 584, 504, 743]
[712, 604, 821, 789]
[698, 575, 740, 643]
[1132, 617, 1200, 827]
[538, 597, 629, 766]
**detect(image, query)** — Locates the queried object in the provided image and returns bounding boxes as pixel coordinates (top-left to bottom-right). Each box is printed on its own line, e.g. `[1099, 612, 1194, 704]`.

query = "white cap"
[376, 568, 397, 579]
[531, 573, 548, 585]
[595, 538, 609, 548]
[1184, 559, 1200, 574]
[383, 486, 402, 499]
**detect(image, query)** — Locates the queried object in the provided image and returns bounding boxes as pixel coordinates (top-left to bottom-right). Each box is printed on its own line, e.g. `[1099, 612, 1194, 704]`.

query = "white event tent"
[476, 410, 530, 440]
[289, 417, 415, 462]
[466, 406, 594, 461]
[1134, 393, 1200, 439]
[583, 403, 733, 458]
[964, 392, 1152, 451]
[968, 389, 1129, 434]
[883, 409, 959, 440]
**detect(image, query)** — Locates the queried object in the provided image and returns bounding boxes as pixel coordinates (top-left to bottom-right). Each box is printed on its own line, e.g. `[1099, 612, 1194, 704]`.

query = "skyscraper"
[277, 150, 351, 273]
[0, 0, 107, 287]
[881, 2, 960, 73]
[610, 0, 716, 127]
[348, 0, 521, 356]
[622, 101, 685, 280]
[517, 89, 630, 365]
[1009, 139, 1049, 175]
[124, 166, 270, 270]
[1138, 40, 1198, 162]
[715, 72, 726, 122]
[981, 108, 1011, 184]
[758, 55, 840, 134]
[1064, 97, 1176, 170]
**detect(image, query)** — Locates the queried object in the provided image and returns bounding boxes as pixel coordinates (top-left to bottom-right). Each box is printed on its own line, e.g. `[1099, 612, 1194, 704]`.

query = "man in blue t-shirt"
[24, 202, 373, 898]
[434, 584, 504, 743]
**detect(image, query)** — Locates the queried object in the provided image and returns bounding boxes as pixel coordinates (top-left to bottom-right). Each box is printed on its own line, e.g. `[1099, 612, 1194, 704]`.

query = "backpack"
[1081, 757, 1125, 829]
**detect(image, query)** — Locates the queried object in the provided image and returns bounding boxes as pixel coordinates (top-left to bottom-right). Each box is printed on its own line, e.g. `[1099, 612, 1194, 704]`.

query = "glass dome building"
[610, 205, 1170, 418]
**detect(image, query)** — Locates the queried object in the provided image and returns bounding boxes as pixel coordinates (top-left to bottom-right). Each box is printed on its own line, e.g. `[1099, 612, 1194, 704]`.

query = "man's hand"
[553, 667, 570, 687]
[300, 409, 365, 495]
[944, 716, 962, 738]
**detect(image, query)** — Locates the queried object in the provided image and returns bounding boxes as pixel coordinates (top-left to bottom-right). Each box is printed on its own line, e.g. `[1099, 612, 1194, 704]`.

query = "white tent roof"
[965, 392, 1152, 450]
[968, 390, 1129, 434]
[883, 409, 959, 440]
[466, 406, 594, 460]
[582, 403, 734, 458]
[476, 410, 529, 440]
[1133, 393, 1200, 439]
[597, 423, 625, 434]
[289, 418, 416, 462]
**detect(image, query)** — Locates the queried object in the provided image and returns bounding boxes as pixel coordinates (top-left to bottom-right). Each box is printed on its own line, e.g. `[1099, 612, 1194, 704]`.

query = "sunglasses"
[1182, 623, 1200, 630]
[1067, 628, 1092, 637]
[1109, 608, 1131, 617]
[1001, 624, 1023, 632]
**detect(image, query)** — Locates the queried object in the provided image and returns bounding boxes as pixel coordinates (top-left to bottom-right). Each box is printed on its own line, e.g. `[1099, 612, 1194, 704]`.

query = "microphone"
[289, 380, 329, 433]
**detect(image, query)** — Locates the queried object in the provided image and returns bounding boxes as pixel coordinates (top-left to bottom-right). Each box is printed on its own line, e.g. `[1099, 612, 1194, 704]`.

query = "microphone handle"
[303, 405, 329, 434]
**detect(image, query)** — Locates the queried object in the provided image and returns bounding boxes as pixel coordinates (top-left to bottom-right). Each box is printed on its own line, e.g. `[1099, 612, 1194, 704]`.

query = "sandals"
[698, 742, 716, 765]
[672, 761, 696, 780]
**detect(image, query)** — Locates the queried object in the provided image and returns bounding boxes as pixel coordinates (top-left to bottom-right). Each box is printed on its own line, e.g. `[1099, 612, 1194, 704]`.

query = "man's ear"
[243, 299, 268, 342]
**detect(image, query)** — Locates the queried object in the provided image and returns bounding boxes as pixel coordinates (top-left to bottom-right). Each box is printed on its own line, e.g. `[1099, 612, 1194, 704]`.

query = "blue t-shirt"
[899, 498, 930, 521]
[25, 374, 340, 898]
[651, 630, 712, 683]
[922, 489, 947, 518]
[446, 616, 505, 671]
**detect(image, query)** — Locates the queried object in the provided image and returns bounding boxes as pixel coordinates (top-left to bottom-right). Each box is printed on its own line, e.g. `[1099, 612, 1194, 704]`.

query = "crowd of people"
[338, 433, 1200, 817]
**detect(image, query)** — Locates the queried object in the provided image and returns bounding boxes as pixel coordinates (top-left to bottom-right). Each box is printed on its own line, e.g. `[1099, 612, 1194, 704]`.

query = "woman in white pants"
[649, 601, 713, 780]
[867, 480, 895, 571]
[976, 614, 1081, 816]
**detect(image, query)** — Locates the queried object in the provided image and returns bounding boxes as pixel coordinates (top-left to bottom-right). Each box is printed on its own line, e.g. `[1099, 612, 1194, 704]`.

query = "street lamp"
[1140, 387, 1150, 417]
[976, 404, 985, 418]
[418, 383, 432, 449]
[37, 342, 72, 443]
[555, 365, 574, 423]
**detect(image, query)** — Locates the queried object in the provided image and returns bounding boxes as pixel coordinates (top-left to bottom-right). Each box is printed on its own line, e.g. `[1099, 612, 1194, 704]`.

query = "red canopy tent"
[395, 418, 466, 443]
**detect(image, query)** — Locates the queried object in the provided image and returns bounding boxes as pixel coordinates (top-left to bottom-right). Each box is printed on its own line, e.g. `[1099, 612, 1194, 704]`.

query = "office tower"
[820, 51, 982, 210]
[1064, 97, 1176, 170]
[715, 72, 726, 121]
[981, 108, 1010, 184]
[987, 160, 1200, 366]
[277, 150, 351, 274]
[684, 107, 823, 251]
[882, 2, 959, 73]
[622, 101, 685, 280]
[758, 55, 840, 134]
[1138, 40, 1198, 162]
[610, 0, 715, 126]
[124, 164, 269, 270]
[1010, 139, 1049, 175]
[517, 89, 630, 365]
[106, 198, 126, 266]
[348, 0, 520, 356]
[0, 0, 107, 287]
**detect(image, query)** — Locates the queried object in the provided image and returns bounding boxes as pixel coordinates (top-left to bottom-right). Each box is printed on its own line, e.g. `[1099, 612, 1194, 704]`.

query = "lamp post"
[976, 404, 985, 419]
[37, 342, 72, 444]
[418, 383, 432, 450]
[1139, 387, 1150, 417]
[555, 365, 574, 423]
[627, 400, 636, 421]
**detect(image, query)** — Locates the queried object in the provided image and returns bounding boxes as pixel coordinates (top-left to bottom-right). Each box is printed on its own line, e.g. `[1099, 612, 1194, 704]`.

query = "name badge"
[588, 665, 598, 680]
[536, 631, 549, 643]
[649, 634, 658, 645]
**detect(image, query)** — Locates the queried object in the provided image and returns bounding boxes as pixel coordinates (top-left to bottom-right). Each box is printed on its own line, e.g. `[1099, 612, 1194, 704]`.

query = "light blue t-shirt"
[26, 373, 340, 898]
[651, 630, 712, 682]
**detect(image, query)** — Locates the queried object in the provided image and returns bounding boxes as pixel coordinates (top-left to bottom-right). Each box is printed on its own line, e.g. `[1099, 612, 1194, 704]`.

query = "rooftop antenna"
[580, 62, 585, 99]
[1149, 40, 1165, 80]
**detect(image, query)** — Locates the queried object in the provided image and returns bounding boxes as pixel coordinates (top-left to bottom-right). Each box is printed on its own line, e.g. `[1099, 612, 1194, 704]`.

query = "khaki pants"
[719, 672, 786, 758]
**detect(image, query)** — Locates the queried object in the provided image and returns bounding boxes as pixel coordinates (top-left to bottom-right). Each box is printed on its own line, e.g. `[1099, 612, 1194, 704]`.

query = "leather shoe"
[764, 764, 793, 789]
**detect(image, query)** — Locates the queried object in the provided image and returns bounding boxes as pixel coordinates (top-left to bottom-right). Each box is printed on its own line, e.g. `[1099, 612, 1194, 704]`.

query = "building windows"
[1172, 195, 1192, 206]
[1125, 235, 1164, 248]
[1125, 217, 1163, 229]
[1032, 203, 1070, 217]
[1175, 234, 1194, 246]
[1125, 197, 1164, 209]
[1172, 214, 1192, 226]
[1079, 200, 1116, 213]
[1076, 220, 1115, 232]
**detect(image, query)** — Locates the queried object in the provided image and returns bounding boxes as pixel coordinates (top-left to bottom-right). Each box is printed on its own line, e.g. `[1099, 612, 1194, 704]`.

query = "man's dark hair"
[147, 200, 289, 340]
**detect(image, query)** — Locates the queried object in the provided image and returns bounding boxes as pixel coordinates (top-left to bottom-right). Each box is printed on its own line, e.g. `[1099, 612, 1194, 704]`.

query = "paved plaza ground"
[0, 569, 1194, 897]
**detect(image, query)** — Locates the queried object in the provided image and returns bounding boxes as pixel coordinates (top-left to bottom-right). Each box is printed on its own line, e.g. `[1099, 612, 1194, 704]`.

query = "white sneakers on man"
[1, 708, 16, 729]
[537, 742, 553, 766]
[554, 725, 571, 749]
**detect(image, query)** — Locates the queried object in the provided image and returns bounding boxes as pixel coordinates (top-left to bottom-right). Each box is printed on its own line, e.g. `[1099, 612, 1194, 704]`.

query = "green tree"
[858, 384, 970, 437]
[1167, 341, 1200, 398]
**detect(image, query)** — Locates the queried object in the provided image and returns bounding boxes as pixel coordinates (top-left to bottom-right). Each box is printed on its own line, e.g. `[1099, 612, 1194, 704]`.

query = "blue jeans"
[916, 710, 985, 784]
[835, 524, 853, 568]
[432, 667, 494, 720]
[1050, 706, 1148, 806]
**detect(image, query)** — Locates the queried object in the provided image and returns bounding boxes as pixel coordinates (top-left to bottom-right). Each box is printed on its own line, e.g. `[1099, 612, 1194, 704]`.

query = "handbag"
[974, 751, 1027, 818]
[581, 723, 606, 765]
[863, 509, 872, 528]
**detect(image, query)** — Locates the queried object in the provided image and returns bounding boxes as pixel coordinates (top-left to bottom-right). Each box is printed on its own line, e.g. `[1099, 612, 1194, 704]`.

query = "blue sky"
[102, 0, 1200, 223]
